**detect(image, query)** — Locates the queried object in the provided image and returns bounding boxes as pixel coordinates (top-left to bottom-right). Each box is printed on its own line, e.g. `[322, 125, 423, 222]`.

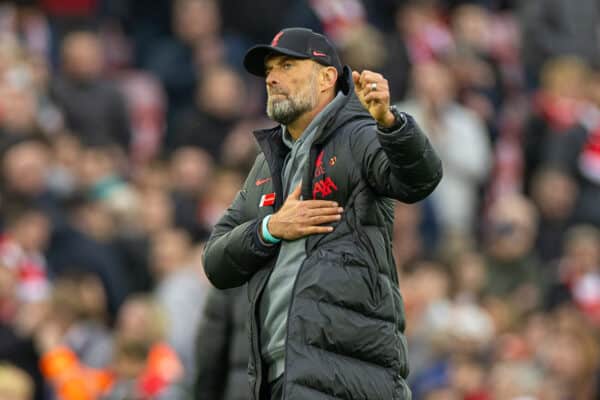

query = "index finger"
[352, 70, 361, 85]
[303, 200, 339, 208]
[360, 70, 383, 86]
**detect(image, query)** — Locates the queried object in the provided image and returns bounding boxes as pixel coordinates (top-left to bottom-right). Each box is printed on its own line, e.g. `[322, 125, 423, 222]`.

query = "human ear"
[320, 66, 338, 92]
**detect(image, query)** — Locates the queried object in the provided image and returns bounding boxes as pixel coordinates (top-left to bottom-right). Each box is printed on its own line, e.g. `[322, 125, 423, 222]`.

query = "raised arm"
[351, 70, 442, 202]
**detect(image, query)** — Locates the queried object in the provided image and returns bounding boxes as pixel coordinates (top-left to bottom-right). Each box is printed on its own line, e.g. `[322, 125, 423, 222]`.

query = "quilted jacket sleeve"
[202, 155, 278, 289]
[351, 113, 443, 203]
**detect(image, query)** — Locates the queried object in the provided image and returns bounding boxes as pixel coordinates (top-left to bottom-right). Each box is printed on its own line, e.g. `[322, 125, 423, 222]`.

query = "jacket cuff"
[376, 113, 427, 156]
[253, 218, 278, 250]
[377, 108, 407, 134]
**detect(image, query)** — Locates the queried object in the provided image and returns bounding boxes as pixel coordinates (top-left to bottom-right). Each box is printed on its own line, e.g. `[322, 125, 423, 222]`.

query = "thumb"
[288, 182, 302, 200]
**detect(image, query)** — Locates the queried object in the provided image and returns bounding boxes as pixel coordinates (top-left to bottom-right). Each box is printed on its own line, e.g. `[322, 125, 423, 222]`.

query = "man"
[51, 31, 131, 151]
[203, 27, 442, 400]
[194, 286, 250, 400]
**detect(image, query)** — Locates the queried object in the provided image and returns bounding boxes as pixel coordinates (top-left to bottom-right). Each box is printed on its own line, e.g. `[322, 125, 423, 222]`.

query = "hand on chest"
[253, 145, 349, 217]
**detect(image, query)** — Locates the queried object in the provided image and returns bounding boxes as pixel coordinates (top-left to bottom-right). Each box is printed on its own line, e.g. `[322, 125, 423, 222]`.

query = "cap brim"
[243, 45, 310, 77]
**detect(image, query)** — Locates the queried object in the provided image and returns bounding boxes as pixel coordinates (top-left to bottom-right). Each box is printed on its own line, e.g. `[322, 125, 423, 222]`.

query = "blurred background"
[0, 0, 599, 399]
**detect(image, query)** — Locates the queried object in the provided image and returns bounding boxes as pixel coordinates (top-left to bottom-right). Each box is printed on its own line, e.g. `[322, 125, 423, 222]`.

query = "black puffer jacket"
[203, 67, 442, 400]
[194, 286, 250, 400]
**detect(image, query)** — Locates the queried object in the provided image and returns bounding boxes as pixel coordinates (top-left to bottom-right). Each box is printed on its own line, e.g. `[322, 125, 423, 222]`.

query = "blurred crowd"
[0, 0, 599, 399]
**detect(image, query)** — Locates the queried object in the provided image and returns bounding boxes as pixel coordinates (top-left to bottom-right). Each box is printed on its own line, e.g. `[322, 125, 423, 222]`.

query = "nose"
[266, 69, 279, 87]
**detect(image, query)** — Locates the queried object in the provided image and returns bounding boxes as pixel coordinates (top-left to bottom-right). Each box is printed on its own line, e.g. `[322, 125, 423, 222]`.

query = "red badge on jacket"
[259, 193, 276, 207]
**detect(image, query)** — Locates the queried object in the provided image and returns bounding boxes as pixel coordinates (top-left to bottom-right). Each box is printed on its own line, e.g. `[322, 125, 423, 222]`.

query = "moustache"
[268, 89, 288, 97]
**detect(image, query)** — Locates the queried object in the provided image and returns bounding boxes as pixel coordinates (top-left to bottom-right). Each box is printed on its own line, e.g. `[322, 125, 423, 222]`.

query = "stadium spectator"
[194, 285, 250, 400]
[39, 294, 183, 399]
[522, 56, 590, 192]
[0, 138, 63, 224]
[51, 30, 131, 151]
[150, 228, 208, 387]
[169, 64, 247, 159]
[0, 363, 34, 400]
[529, 166, 578, 263]
[143, 0, 223, 125]
[168, 147, 215, 241]
[398, 60, 492, 236]
[520, 0, 600, 86]
[483, 193, 545, 308]
[37, 273, 112, 368]
[448, 3, 504, 140]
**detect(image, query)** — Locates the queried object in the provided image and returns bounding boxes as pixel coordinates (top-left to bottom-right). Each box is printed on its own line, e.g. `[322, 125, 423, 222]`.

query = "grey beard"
[266, 73, 318, 125]
[266, 97, 310, 125]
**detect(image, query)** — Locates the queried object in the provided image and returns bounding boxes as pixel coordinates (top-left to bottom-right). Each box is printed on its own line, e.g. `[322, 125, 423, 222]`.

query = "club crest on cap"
[271, 31, 284, 46]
